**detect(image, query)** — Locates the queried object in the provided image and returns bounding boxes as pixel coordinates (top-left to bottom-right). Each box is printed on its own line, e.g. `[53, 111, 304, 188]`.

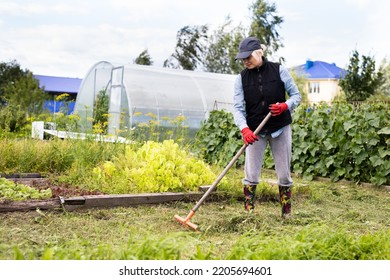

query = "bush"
[90, 140, 222, 194]
[193, 103, 389, 186]
[194, 110, 243, 166]
[292, 102, 389, 185]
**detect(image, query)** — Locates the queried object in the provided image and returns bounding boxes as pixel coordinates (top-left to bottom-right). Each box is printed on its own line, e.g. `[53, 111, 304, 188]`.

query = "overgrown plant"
[90, 140, 223, 194]
[194, 110, 242, 166]
[194, 103, 389, 186]
[292, 102, 389, 185]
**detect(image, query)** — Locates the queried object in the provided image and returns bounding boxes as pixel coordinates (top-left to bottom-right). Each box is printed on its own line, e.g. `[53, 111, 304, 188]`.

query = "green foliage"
[0, 104, 29, 136]
[377, 58, 390, 96]
[92, 89, 109, 133]
[0, 60, 27, 104]
[227, 225, 390, 260]
[91, 140, 221, 194]
[292, 102, 389, 185]
[194, 110, 243, 166]
[249, 0, 284, 60]
[168, 1, 284, 74]
[133, 49, 153, 66]
[203, 18, 245, 74]
[0, 60, 47, 135]
[195, 103, 389, 186]
[0, 138, 126, 176]
[128, 112, 191, 144]
[290, 69, 309, 105]
[164, 25, 209, 70]
[3, 178, 390, 260]
[2, 72, 47, 117]
[339, 50, 382, 101]
[0, 177, 52, 201]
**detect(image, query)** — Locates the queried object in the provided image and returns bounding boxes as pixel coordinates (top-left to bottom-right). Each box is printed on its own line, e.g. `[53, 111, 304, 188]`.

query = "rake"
[174, 112, 272, 231]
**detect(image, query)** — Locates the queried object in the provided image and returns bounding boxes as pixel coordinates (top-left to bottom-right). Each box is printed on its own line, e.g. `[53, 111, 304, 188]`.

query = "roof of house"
[34, 75, 82, 95]
[294, 60, 347, 79]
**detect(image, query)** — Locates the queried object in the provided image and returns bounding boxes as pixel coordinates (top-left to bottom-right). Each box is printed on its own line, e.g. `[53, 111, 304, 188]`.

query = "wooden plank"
[0, 198, 61, 212]
[0, 173, 42, 178]
[8, 178, 49, 185]
[0, 192, 210, 212]
[63, 192, 204, 211]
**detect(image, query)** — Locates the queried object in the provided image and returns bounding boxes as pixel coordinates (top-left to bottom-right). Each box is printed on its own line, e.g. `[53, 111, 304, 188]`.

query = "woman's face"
[242, 51, 262, 69]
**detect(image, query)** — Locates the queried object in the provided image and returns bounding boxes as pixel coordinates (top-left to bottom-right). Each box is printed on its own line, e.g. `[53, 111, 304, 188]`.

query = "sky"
[1, 0, 389, 78]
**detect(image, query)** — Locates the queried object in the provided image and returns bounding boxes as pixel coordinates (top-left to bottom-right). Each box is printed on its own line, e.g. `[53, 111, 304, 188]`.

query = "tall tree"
[202, 0, 284, 74]
[203, 18, 246, 74]
[248, 0, 284, 60]
[2, 72, 47, 118]
[377, 58, 390, 97]
[134, 49, 153, 65]
[0, 60, 27, 105]
[339, 50, 382, 101]
[164, 25, 208, 70]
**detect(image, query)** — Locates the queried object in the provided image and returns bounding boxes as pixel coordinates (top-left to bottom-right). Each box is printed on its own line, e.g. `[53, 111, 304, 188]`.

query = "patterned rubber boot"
[279, 186, 292, 219]
[243, 185, 257, 213]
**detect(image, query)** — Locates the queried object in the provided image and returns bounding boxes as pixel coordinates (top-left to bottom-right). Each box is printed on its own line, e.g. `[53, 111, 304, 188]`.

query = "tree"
[2, 72, 47, 118]
[289, 69, 309, 105]
[249, 0, 284, 60]
[338, 50, 383, 101]
[203, 18, 246, 74]
[164, 25, 208, 70]
[377, 58, 390, 97]
[134, 49, 153, 66]
[0, 60, 27, 105]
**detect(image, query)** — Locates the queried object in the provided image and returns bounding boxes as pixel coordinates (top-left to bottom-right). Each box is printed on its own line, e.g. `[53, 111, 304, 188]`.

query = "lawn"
[1, 173, 389, 260]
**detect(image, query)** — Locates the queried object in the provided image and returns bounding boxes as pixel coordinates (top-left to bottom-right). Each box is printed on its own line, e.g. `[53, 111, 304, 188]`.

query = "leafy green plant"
[194, 110, 243, 166]
[291, 102, 389, 185]
[194, 103, 389, 186]
[0, 104, 29, 137]
[0, 177, 52, 201]
[90, 140, 224, 194]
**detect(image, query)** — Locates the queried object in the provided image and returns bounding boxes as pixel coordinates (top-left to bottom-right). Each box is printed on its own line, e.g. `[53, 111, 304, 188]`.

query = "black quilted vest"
[240, 58, 292, 134]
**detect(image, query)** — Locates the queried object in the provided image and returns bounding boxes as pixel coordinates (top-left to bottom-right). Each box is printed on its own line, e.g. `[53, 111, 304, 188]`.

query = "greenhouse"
[74, 61, 237, 134]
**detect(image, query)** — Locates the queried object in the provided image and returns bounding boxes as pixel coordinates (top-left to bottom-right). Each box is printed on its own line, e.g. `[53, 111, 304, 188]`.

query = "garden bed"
[1, 173, 221, 213]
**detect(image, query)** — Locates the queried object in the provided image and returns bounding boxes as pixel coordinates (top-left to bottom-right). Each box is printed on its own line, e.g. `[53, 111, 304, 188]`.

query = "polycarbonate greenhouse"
[74, 61, 236, 134]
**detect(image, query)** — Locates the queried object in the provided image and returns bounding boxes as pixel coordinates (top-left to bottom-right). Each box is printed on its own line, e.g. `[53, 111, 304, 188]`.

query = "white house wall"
[307, 79, 342, 103]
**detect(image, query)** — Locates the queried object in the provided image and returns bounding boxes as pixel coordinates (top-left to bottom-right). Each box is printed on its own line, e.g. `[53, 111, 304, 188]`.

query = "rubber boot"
[243, 185, 257, 213]
[279, 186, 292, 218]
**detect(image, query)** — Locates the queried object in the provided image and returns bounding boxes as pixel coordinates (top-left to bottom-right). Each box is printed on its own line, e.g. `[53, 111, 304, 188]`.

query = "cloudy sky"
[1, 0, 388, 78]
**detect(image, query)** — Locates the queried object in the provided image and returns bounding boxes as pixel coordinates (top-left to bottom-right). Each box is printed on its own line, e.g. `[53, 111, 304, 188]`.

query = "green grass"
[1, 178, 389, 260]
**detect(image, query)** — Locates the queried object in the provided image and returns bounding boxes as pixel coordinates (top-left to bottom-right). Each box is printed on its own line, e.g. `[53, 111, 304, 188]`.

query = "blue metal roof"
[34, 75, 82, 95]
[295, 60, 346, 79]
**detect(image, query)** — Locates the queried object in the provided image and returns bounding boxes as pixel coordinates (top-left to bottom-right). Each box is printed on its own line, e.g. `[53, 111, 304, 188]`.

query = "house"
[294, 60, 346, 103]
[34, 75, 82, 114]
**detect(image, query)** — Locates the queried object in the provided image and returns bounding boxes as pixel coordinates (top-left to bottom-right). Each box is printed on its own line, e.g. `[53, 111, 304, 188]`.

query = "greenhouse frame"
[74, 61, 236, 135]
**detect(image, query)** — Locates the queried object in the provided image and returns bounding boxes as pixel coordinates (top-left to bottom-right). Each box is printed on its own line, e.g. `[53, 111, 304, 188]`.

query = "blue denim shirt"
[233, 64, 301, 138]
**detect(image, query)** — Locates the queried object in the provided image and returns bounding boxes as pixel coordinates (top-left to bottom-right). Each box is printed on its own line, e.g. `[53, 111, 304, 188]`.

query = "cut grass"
[1, 178, 389, 260]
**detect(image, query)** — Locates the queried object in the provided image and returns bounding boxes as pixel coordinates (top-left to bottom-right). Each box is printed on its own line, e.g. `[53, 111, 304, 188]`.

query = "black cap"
[235, 37, 262, 60]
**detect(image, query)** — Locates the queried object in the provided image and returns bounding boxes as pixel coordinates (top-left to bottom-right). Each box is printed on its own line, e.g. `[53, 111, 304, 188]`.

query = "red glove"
[241, 127, 258, 145]
[269, 102, 288, 116]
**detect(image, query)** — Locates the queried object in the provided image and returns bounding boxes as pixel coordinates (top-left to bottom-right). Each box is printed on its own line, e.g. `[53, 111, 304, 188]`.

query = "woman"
[232, 36, 301, 218]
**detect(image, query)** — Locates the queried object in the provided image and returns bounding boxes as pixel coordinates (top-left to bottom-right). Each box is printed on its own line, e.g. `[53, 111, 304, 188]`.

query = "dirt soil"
[10, 178, 104, 198]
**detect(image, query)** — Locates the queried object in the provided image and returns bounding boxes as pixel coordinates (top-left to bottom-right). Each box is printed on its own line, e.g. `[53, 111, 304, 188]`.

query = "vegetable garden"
[0, 102, 389, 260]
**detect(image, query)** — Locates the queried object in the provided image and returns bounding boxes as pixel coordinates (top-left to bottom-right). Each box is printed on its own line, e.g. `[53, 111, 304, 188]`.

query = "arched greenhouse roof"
[74, 61, 236, 134]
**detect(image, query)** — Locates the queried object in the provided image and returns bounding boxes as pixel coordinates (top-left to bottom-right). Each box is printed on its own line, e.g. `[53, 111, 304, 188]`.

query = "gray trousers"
[242, 125, 293, 187]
